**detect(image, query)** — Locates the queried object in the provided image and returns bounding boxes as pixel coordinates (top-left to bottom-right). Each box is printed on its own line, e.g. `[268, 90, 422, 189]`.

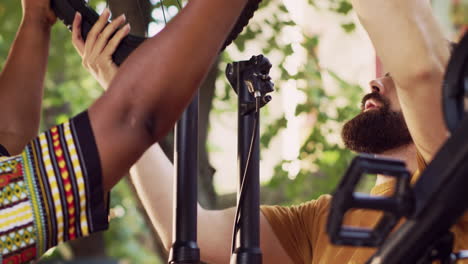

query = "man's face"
[341, 74, 413, 154]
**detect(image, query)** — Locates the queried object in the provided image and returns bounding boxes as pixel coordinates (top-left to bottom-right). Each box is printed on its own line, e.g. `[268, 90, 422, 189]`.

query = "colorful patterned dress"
[0, 112, 109, 264]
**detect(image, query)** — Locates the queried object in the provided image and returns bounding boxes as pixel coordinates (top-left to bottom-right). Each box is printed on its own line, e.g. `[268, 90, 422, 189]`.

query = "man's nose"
[369, 79, 386, 94]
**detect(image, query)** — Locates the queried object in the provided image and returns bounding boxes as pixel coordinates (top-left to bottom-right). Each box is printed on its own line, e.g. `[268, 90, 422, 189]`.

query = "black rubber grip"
[51, 0, 145, 66]
[51, 0, 262, 66]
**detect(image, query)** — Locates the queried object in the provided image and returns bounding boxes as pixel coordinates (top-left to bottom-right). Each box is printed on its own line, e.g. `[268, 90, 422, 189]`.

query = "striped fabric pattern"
[0, 112, 108, 264]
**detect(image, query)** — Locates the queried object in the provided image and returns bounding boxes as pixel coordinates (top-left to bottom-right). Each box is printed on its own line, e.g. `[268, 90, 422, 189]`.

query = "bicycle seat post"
[227, 55, 274, 264]
[169, 93, 201, 264]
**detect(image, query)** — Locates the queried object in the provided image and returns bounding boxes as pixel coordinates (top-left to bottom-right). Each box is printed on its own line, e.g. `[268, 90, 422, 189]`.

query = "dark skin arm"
[79, 0, 249, 193]
[0, 0, 56, 155]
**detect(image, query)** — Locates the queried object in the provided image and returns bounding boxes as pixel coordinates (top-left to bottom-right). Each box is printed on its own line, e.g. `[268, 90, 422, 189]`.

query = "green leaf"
[260, 116, 288, 148]
[341, 22, 356, 33]
[336, 1, 353, 14]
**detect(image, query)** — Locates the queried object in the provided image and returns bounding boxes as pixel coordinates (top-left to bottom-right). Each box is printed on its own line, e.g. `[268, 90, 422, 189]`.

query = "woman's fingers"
[72, 8, 130, 78]
[71, 12, 84, 56]
[90, 14, 127, 60]
[102, 24, 131, 58]
[84, 8, 111, 57]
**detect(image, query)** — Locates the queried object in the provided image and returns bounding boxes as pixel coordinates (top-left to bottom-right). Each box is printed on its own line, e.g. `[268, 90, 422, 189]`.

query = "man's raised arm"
[351, 0, 452, 162]
[0, 0, 56, 154]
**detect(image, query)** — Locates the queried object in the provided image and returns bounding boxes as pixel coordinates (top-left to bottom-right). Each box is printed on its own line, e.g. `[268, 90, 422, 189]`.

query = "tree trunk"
[108, 0, 151, 38]
[198, 60, 219, 209]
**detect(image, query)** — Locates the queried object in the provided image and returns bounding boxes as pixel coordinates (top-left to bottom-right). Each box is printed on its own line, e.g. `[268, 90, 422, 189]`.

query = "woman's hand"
[72, 9, 130, 90]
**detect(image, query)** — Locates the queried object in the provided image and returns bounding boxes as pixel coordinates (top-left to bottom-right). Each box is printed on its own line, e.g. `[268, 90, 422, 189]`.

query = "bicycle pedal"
[327, 154, 413, 247]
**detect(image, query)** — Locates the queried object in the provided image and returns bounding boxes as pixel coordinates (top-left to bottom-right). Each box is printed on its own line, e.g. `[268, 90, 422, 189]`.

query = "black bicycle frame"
[366, 114, 468, 264]
[168, 55, 273, 264]
[227, 55, 274, 264]
[230, 74, 263, 264]
[169, 93, 201, 264]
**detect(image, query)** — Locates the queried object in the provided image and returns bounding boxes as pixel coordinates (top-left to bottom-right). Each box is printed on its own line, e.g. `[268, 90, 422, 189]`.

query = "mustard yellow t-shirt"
[261, 154, 468, 264]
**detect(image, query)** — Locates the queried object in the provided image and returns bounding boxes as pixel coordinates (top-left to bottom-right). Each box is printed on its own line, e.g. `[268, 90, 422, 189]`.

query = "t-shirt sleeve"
[260, 195, 332, 264]
[0, 111, 109, 263]
[416, 150, 427, 171]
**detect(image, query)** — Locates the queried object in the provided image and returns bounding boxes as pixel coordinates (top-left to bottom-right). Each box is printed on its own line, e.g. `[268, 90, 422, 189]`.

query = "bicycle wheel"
[51, 0, 262, 65]
[443, 31, 468, 133]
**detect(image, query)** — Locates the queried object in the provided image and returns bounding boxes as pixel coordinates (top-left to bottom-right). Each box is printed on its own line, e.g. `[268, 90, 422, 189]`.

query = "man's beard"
[341, 93, 413, 154]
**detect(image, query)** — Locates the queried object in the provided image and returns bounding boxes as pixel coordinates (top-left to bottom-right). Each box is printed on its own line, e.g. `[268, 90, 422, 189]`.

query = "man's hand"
[21, 0, 56, 26]
[72, 10, 130, 89]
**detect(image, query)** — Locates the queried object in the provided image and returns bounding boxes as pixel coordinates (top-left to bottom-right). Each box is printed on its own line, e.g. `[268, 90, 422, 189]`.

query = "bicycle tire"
[51, 0, 262, 66]
[442, 31, 468, 133]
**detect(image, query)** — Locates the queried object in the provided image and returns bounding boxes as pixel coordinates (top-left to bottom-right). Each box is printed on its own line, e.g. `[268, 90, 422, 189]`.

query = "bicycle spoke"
[159, 0, 168, 25]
